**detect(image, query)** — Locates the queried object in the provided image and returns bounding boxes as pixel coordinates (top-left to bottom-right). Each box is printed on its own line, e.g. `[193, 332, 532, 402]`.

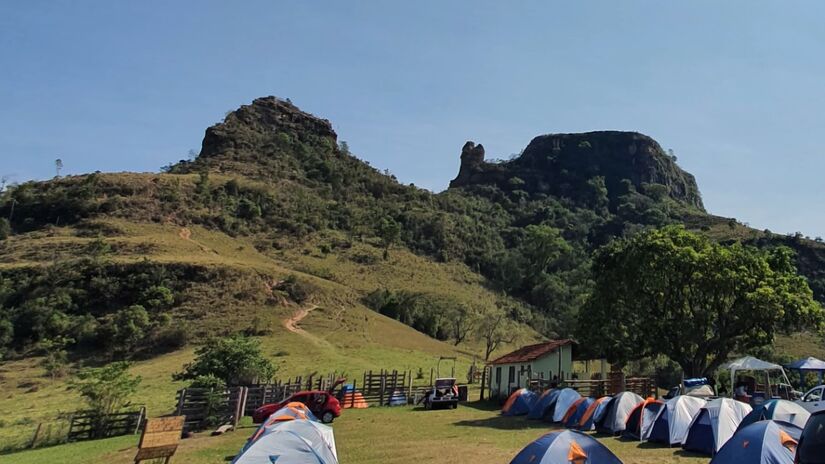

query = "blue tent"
[564, 397, 595, 428]
[577, 396, 612, 431]
[710, 420, 800, 464]
[527, 389, 560, 420]
[510, 430, 623, 464]
[551, 388, 583, 423]
[502, 388, 539, 416]
[738, 399, 810, 431]
[682, 398, 752, 455]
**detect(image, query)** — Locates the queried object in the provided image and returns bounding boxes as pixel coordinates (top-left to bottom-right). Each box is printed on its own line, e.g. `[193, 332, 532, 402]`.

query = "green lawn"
[2, 398, 708, 464]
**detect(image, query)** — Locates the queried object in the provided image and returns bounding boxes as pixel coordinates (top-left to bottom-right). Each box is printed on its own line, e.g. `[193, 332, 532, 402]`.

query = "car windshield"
[799, 414, 825, 463]
[434, 379, 455, 388]
[805, 388, 823, 402]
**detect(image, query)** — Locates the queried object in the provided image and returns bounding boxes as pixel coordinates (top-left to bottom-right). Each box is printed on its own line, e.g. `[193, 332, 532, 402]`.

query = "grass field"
[3, 394, 710, 464]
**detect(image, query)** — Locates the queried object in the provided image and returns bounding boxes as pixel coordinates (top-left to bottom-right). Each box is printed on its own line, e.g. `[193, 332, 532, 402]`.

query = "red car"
[253, 390, 342, 424]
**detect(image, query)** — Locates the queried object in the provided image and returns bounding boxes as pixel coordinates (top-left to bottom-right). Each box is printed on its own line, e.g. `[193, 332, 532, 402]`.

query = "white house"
[488, 339, 575, 399]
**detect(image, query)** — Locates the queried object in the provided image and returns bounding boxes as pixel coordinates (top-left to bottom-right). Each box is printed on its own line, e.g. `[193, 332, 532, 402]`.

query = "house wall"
[488, 345, 575, 399]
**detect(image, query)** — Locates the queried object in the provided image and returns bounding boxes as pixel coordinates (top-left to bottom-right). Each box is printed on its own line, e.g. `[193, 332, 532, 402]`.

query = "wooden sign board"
[134, 416, 184, 464]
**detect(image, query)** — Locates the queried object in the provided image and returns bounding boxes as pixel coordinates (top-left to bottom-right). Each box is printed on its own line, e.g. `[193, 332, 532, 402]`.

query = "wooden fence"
[67, 408, 146, 441]
[175, 387, 248, 433]
[532, 375, 657, 398]
[244, 372, 345, 415]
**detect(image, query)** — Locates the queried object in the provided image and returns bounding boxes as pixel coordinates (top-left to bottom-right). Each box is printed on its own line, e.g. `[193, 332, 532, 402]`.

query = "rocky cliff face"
[199, 96, 337, 159]
[172, 96, 341, 179]
[450, 131, 704, 211]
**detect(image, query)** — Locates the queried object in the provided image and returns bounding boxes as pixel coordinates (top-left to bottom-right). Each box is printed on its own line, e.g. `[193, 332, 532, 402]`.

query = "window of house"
[495, 367, 501, 385]
[508, 366, 515, 384]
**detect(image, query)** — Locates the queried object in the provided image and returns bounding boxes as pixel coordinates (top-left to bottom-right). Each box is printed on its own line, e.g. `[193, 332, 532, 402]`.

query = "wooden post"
[379, 372, 386, 406]
[30, 423, 43, 448]
[176, 388, 187, 416]
[351, 379, 357, 408]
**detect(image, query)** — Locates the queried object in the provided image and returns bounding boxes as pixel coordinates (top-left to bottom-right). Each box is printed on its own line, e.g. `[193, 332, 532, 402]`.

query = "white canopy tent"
[721, 356, 792, 399]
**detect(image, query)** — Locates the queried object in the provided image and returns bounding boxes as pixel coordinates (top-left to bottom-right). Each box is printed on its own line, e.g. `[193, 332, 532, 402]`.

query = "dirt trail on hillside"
[283, 304, 318, 334]
[178, 227, 214, 253]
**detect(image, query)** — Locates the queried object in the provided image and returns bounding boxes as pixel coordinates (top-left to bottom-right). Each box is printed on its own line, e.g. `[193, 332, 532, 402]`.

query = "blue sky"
[1, 1, 823, 237]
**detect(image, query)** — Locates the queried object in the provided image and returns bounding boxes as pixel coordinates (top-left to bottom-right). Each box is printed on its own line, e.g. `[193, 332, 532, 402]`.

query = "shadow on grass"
[453, 414, 563, 431]
[459, 400, 504, 412]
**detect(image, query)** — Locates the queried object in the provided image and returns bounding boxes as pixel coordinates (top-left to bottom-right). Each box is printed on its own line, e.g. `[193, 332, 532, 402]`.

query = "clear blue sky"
[1, 1, 823, 237]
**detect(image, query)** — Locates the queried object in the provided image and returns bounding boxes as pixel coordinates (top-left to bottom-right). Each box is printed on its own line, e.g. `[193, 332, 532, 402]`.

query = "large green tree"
[577, 226, 823, 377]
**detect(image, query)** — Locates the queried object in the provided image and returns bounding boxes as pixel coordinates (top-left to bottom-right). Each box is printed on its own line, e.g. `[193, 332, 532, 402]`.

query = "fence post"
[379, 372, 386, 406]
[176, 388, 187, 416]
[30, 423, 43, 449]
[351, 379, 357, 408]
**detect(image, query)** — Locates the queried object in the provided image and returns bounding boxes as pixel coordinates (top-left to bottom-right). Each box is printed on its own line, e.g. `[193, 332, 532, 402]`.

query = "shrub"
[0, 218, 10, 240]
[69, 361, 141, 438]
[174, 335, 276, 385]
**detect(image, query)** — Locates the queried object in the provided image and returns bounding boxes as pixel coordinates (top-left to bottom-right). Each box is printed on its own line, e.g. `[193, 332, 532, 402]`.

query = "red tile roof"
[489, 339, 574, 365]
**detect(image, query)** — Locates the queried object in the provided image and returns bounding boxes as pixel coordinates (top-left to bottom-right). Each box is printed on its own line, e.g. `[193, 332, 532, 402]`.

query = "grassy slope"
[3, 397, 708, 464]
[0, 217, 538, 449]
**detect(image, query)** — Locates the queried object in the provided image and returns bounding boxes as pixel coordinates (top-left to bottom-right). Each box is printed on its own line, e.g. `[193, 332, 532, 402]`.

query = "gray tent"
[596, 391, 643, 435]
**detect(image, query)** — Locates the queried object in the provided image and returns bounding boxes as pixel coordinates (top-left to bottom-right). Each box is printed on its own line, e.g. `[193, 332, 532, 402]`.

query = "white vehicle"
[797, 385, 825, 413]
[421, 378, 459, 410]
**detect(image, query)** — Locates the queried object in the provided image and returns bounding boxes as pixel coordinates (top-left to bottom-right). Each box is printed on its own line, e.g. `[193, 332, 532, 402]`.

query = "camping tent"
[551, 388, 583, 423]
[577, 396, 611, 431]
[233, 410, 338, 464]
[722, 356, 792, 398]
[510, 430, 623, 464]
[644, 395, 706, 445]
[682, 398, 752, 455]
[738, 399, 810, 431]
[527, 389, 560, 420]
[563, 397, 595, 429]
[710, 420, 800, 464]
[596, 392, 643, 435]
[785, 357, 825, 390]
[622, 398, 663, 440]
[502, 388, 538, 416]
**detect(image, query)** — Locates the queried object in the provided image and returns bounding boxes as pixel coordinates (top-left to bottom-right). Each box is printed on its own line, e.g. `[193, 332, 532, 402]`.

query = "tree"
[522, 224, 571, 276]
[449, 304, 478, 346]
[0, 217, 9, 240]
[69, 361, 141, 437]
[101, 305, 151, 357]
[174, 335, 276, 385]
[476, 304, 516, 400]
[577, 226, 823, 377]
[40, 336, 73, 379]
[378, 216, 401, 259]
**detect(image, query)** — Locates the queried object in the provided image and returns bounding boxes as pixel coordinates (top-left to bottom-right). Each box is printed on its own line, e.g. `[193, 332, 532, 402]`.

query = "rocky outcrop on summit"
[449, 131, 704, 211]
[172, 96, 341, 179]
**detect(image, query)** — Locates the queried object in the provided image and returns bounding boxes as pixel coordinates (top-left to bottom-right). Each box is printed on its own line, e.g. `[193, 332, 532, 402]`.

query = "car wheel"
[451, 403, 458, 409]
[321, 411, 335, 424]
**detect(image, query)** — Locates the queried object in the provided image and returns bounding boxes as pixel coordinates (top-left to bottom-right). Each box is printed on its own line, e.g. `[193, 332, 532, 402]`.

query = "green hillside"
[0, 96, 823, 451]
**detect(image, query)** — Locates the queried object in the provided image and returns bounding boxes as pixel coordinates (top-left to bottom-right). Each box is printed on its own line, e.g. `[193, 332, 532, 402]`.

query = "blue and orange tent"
[502, 388, 539, 416]
[710, 420, 800, 464]
[510, 430, 623, 464]
[527, 389, 560, 420]
[563, 397, 595, 429]
[577, 396, 612, 431]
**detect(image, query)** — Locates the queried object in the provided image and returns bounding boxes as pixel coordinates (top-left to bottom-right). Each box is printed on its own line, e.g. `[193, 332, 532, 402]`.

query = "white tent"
[551, 388, 583, 422]
[233, 406, 338, 464]
[682, 398, 752, 455]
[644, 395, 706, 445]
[722, 356, 792, 389]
